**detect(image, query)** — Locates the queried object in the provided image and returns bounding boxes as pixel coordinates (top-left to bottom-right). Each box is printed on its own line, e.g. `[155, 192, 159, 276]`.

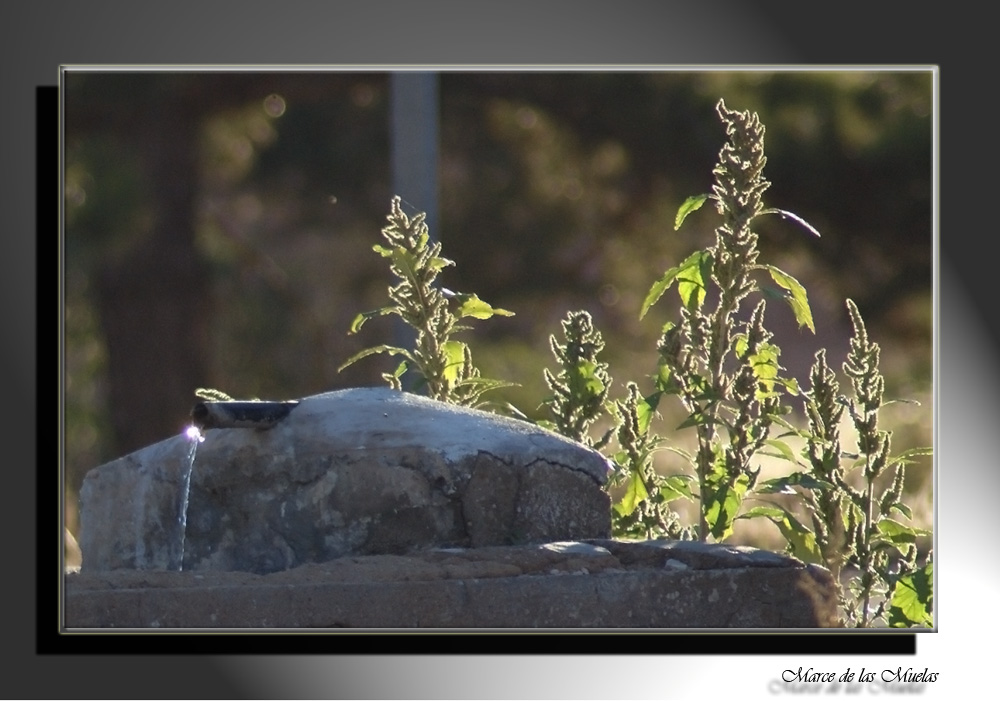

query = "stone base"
[64, 540, 842, 628]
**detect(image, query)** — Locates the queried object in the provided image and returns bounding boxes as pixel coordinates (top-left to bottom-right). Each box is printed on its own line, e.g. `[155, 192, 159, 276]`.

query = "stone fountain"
[66, 387, 840, 628]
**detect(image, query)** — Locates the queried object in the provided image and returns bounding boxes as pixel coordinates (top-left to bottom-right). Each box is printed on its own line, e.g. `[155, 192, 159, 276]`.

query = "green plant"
[538, 311, 693, 538]
[341, 101, 933, 627]
[338, 195, 515, 408]
[739, 300, 933, 627]
[554, 100, 930, 625]
[607, 381, 696, 540]
[837, 299, 930, 626]
[823, 301, 931, 626]
[641, 99, 814, 543]
[539, 310, 613, 449]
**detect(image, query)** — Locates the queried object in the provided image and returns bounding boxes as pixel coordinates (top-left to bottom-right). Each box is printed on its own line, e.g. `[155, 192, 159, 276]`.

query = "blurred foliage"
[62, 70, 933, 544]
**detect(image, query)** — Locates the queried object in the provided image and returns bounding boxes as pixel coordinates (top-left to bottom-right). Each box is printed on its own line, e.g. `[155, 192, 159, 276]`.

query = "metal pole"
[389, 72, 440, 388]
[390, 72, 440, 237]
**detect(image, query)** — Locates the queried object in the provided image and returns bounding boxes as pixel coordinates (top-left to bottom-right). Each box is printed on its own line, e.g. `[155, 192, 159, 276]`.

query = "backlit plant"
[342, 100, 933, 627]
[338, 195, 515, 408]
[639, 99, 814, 543]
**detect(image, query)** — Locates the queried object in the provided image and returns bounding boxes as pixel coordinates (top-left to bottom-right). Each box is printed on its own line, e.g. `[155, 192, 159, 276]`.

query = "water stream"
[173, 425, 205, 571]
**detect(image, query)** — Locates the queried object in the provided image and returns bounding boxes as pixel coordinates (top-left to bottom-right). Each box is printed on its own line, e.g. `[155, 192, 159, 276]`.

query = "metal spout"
[191, 400, 300, 430]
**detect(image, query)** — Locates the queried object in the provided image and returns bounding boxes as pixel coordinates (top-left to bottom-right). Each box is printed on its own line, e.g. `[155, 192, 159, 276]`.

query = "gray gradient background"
[9, 0, 989, 698]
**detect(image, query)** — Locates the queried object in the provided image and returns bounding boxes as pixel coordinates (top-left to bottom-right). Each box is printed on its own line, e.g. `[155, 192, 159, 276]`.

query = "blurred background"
[62, 69, 933, 550]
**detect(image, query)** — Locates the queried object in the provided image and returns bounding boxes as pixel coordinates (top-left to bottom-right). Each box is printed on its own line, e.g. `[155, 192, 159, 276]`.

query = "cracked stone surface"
[64, 540, 842, 628]
[79, 388, 613, 574]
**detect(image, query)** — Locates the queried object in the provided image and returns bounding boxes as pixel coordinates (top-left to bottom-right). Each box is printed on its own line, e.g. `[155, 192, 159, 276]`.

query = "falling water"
[174, 425, 205, 571]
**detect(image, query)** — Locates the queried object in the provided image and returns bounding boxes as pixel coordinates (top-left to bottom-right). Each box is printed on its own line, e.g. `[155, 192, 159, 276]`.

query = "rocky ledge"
[64, 539, 841, 628]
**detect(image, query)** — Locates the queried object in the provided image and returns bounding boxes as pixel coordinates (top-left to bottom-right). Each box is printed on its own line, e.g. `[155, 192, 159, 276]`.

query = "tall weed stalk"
[639, 100, 814, 543]
[338, 196, 515, 408]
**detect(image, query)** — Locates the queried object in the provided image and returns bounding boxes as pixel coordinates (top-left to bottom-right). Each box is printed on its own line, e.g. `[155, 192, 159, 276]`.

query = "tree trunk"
[95, 100, 209, 456]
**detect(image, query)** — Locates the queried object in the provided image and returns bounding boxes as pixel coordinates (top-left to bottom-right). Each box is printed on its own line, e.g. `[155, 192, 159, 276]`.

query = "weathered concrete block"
[79, 388, 612, 574]
[64, 540, 842, 628]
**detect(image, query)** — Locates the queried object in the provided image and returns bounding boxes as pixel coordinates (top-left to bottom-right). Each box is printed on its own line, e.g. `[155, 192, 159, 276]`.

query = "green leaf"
[747, 344, 782, 392]
[440, 340, 468, 382]
[876, 518, 932, 545]
[611, 450, 628, 469]
[891, 502, 913, 520]
[888, 562, 933, 628]
[676, 409, 710, 431]
[655, 370, 683, 396]
[379, 244, 452, 281]
[733, 334, 749, 359]
[773, 511, 824, 564]
[641, 268, 682, 320]
[705, 474, 749, 541]
[387, 359, 409, 380]
[675, 194, 711, 230]
[496, 401, 531, 421]
[757, 472, 836, 495]
[895, 446, 934, 459]
[660, 445, 695, 463]
[886, 446, 934, 468]
[337, 344, 412, 372]
[761, 264, 815, 333]
[455, 376, 520, 393]
[762, 439, 798, 464]
[614, 469, 649, 517]
[568, 359, 606, 397]
[348, 306, 394, 334]
[640, 251, 712, 319]
[758, 207, 822, 238]
[769, 414, 813, 439]
[881, 398, 922, 408]
[635, 391, 661, 435]
[452, 292, 515, 320]
[742, 505, 824, 564]
[426, 255, 455, 272]
[777, 376, 800, 396]
[741, 505, 785, 521]
[389, 247, 420, 279]
[536, 418, 559, 432]
[639, 268, 680, 319]
[659, 474, 696, 502]
[676, 251, 712, 310]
